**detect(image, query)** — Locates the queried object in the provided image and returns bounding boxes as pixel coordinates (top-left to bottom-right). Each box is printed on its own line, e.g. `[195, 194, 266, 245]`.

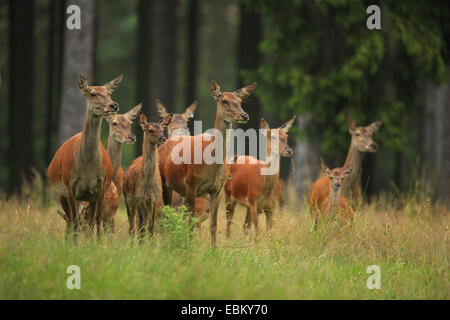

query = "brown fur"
[123, 112, 172, 239]
[308, 117, 382, 214]
[313, 164, 354, 225]
[48, 74, 123, 235]
[224, 117, 295, 238]
[158, 81, 256, 245]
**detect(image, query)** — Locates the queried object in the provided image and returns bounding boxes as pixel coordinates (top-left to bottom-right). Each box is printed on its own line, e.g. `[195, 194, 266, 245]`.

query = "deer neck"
[79, 103, 102, 164]
[107, 134, 123, 178]
[214, 111, 232, 165]
[342, 140, 364, 192]
[142, 138, 158, 182]
[266, 131, 281, 181]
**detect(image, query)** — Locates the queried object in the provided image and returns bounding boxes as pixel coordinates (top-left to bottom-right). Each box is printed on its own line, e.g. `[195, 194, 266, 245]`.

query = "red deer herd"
[48, 75, 382, 245]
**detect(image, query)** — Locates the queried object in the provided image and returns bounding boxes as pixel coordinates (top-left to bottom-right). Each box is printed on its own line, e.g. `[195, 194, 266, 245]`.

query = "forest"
[0, 0, 449, 301]
[1, 0, 449, 204]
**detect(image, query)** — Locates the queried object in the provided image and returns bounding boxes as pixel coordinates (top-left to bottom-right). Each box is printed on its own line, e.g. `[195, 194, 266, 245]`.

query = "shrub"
[159, 205, 199, 251]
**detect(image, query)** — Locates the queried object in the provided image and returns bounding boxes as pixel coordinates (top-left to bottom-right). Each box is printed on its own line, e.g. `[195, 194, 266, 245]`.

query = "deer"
[224, 117, 295, 238]
[48, 74, 123, 235]
[314, 160, 354, 225]
[308, 117, 383, 216]
[156, 99, 210, 224]
[74, 103, 142, 233]
[123, 111, 173, 239]
[158, 81, 255, 245]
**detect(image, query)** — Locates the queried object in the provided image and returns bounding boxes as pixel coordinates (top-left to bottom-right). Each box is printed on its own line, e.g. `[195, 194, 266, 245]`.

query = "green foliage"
[159, 205, 199, 251]
[245, 0, 450, 155]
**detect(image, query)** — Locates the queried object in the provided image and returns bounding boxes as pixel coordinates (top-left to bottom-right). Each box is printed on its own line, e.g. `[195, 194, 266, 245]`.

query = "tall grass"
[0, 188, 448, 299]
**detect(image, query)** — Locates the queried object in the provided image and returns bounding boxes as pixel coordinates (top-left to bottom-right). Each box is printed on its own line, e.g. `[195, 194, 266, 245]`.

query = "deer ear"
[160, 114, 173, 128]
[367, 120, 383, 134]
[139, 111, 147, 129]
[347, 117, 356, 133]
[184, 101, 197, 118]
[104, 74, 123, 92]
[234, 82, 257, 99]
[321, 158, 331, 176]
[126, 103, 142, 121]
[211, 81, 222, 100]
[77, 74, 89, 95]
[259, 118, 270, 129]
[156, 99, 169, 117]
[280, 115, 296, 133]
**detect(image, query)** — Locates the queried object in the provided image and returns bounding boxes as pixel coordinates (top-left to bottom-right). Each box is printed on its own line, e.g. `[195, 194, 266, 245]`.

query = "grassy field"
[0, 187, 448, 299]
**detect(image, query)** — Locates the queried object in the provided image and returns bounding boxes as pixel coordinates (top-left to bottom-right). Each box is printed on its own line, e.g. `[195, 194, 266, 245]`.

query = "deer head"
[260, 116, 296, 157]
[347, 117, 383, 153]
[139, 112, 173, 145]
[156, 99, 197, 137]
[77, 74, 123, 116]
[210, 80, 255, 124]
[322, 160, 353, 192]
[106, 103, 142, 144]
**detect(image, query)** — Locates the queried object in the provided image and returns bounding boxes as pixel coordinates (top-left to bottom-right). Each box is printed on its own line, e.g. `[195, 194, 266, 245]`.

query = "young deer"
[308, 117, 383, 214]
[156, 99, 210, 224]
[123, 112, 173, 239]
[78, 104, 142, 233]
[224, 117, 295, 238]
[158, 81, 255, 245]
[315, 161, 354, 225]
[48, 74, 123, 235]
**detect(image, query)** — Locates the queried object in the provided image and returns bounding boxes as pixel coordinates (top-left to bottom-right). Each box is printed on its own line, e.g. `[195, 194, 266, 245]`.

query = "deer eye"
[356, 133, 360, 137]
[329, 177, 333, 180]
[148, 129, 153, 133]
[90, 92, 96, 97]
[112, 122, 118, 126]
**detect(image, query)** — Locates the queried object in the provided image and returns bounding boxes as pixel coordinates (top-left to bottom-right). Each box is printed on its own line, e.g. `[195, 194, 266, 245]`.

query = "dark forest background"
[0, 0, 449, 205]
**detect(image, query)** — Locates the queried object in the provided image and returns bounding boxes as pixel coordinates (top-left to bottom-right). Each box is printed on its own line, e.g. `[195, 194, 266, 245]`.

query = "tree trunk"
[8, 0, 35, 195]
[294, 116, 321, 203]
[185, 0, 199, 107]
[237, 2, 261, 132]
[57, 0, 97, 146]
[423, 81, 450, 205]
[136, 0, 178, 155]
[153, 0, 178, 109]
[135, 0, 153, 153]
[45, 0, 65, 166]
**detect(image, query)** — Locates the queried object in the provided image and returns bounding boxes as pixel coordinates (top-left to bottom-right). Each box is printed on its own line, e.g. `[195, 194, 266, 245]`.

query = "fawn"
[158, 81, 255, 245]
[314, 161, 354, 226]
[308, 117, 382, 214]
[224, 117, 295, 238]
[156, 99, 210, 224]
[123, 111, 173, 239]
[48, 74, 122, 235]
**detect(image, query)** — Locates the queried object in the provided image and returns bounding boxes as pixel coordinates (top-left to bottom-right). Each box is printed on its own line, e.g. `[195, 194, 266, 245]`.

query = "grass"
[0, 188, 448, 299]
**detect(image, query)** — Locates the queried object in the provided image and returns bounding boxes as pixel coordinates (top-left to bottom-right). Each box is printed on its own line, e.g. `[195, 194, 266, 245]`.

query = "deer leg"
[59, 196, 70, 226]
[66, 193, 79, 237]
[209, 195, 220, 246]
[148, 202, 156, 236]
[162, 186, 172, 206]
[249, 202, 259, 239]
[225, 195, 236, 239]
[243, 207, 251, 234]
[264, 208, 274, 231]
[185, 185, 197, 223]
[125, 201, 136, 236]
[93, 200, 103, 239]
[138, 202, 149, 241]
